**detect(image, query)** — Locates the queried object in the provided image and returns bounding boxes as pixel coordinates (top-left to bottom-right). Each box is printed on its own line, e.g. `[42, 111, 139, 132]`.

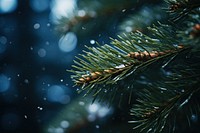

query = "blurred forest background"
[0, 0, 200, 133]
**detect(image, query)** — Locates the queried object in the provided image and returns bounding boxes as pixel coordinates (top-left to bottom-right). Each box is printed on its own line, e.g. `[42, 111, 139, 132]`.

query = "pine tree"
[46, 0, 200, 132]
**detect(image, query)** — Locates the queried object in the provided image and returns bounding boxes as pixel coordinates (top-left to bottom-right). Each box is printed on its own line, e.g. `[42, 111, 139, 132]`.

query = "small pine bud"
[170, 3, 182, 11]
[190, 24, 200, 38]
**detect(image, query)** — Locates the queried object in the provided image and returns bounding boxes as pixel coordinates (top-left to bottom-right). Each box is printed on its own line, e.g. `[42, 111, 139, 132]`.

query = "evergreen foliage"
[57, 0, 200, 132]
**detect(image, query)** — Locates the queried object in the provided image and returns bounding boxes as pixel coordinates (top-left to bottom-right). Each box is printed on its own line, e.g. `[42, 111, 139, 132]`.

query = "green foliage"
[129, 55, 200, 132]
[67, 0, 200, 132]
[177, 9, 200, 45]
[165, 0, 200, 21]
[69, 24, 189, 105]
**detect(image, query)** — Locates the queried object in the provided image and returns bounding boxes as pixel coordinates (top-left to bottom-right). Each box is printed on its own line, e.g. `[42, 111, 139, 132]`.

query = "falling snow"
[122, 9, 126, 12]
[90, 40, 95, 44]
[37, 107, 43, 110]
[81, 27, 86, 30]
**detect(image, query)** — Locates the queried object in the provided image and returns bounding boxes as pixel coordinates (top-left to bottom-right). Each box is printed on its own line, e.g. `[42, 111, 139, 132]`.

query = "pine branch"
[130, 84, 200, 133]
[129, 53, 200, 133]
[165, 0, 200, 21]
[69, 24, 190, 105]
[56, 14, 96, 35]
[51, 1, 200, 132]
[177, 9, 200, 45]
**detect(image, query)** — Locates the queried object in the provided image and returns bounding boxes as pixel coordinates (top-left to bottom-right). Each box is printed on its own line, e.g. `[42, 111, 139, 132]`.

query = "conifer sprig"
[129, 54, 200, 133]
[69, 24, 189, 104]
[166, 0, 200, 21]
[49, 0, 200, 132]
[177, 9, 200, 45]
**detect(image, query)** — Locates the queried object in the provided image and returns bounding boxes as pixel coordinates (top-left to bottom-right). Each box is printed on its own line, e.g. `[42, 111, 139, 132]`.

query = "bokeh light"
[60, 120, 69, 129]
[30, 0, 49, 12]
[50, 0, 77, 22]
[97, 107, 111, 118]
[0, 0, 18, 14]
[33, 23, 40, 29]
[87, 103, 113, 121]
[0, 36, 7, 54]
[38, 48, 47, 58]
[58, 32, 77, 52]
[88, 103, 99, 113]
[191, 114, 198, 123]
[0, 74, 10, 92]
[47, 85, 71, 104]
